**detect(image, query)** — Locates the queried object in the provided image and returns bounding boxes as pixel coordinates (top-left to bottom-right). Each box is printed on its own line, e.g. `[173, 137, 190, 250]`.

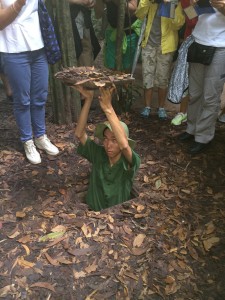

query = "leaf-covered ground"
[0, 84, 225, 300]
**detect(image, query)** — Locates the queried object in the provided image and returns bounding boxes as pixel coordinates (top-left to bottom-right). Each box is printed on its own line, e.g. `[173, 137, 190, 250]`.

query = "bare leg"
[0, 73, 12, 98]
[144, 87, 153, 107]
[180, 95, 189, 114]
[157, 87, 168, 120]
[158, 87, 167, 108]
[140, 88, 153, 118]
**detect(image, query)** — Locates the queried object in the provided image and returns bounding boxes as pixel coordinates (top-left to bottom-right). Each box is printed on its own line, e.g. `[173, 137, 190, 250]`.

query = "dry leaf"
[59, 189, 67, 195]
[18, 235, 31, 244]
[44, 252, 59, 266]
[16, 211, 26, 219]
[81, 224, 92, 238]
[42, 210, 56, 217]
[203, 237, 220, 251]
[31, 170, 39, 176]
[108, 215, 114, 223]
[143, 175, 149, 183]
[204, 221, 215, 235]
[0, 285, 16, 298]
[8, 230, 20, 239]
[133, 234, 146, 247]
[58, 169, 63, 175]
[39, 231, 65, 242]
[30, 282, 55, 292]
[165, 282, 180, 295]
[181, 189, 191, 194]
[73, 270, 86, 279]
[51, 225, 67, 233]
[187, 243, 198, 260]
[164, 276, 175, 284]
[21, 244, 30, 256]
[178, 227, 187, 242]
[136, 204, 145, 213]
[122, 225, 132, 235]
[123, 271, 139, 281]
[131, 247, 148, 256]
[85, 261, 98, 273]
[155, 179, 161, 189]
[17, 257, 35, 268]
[57, 257, 72, 265]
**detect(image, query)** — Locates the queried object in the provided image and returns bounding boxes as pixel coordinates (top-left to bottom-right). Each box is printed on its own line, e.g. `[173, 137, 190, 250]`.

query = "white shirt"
[0, 0, 44, 53]
[193, 11, 225, 47]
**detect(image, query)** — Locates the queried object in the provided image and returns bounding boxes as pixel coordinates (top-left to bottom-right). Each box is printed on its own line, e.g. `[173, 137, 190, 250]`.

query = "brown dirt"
[0, 78, 225, 300]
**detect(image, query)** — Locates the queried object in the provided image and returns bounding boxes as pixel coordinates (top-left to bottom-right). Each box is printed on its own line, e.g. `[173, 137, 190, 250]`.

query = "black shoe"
[189, 141, 210, 155]
[178, 132, 194, 142]
[7, 95, 13, 102]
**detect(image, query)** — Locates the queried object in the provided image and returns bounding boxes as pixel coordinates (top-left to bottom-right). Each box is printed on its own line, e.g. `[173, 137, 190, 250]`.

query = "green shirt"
[77, 138, 141, 211]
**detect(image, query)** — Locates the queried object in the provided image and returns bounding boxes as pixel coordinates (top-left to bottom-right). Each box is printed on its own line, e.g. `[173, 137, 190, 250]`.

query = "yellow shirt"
[136, 0, 185, 54]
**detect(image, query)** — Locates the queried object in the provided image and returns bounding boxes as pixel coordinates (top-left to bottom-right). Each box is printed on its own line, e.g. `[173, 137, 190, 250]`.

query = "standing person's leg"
[141, 44, 156, 118]
[30, 48, 48, 139]
[193, 48, 225, 145]
[2, 52, 33, 142]
[218, 106, 225, 123]
[186, 63, 205, 136]
[180, 95, 188, 114]
[78, 28, 94, 67]
[171, 94, 188, 126]
[155, 48, 174, 120]
[0, 53, 12, 99]
[2, 51, 42, 164]
[178, 63, 204, 141]
[0, 73, 12, 99]
[218, 83, 225, 122]
[31, 49, 59, 156]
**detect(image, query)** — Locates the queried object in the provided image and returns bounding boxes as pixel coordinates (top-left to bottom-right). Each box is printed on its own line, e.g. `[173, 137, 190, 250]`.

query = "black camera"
[197, 0, 212, 7]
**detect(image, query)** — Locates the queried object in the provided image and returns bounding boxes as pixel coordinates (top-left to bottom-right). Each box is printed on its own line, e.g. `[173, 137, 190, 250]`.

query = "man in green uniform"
[74, 86, 140, 211]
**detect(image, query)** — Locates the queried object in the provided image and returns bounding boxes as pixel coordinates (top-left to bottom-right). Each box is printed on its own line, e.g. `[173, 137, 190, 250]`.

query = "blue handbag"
[38, 0, 61, 65]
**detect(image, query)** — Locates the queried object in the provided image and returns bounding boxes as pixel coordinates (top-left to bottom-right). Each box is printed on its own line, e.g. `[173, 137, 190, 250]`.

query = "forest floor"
[0, 68, 225, 300]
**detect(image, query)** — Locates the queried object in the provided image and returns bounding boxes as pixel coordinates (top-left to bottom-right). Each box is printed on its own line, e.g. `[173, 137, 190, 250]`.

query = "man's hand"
[14, 0, 26, 12]
[98, 86, 115, 113]
[73, 85, 94, 102]
[190, 0, 199, 5]
[210, 0, 225, 9]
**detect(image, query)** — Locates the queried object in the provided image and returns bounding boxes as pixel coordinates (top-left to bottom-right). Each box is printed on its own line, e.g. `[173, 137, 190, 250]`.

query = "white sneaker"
[24, 140, 41, 164]
[35, 134, 59, 156]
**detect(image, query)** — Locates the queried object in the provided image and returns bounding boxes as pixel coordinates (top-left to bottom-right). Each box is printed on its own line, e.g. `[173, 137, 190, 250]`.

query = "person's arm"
[0, 0, 25, 30]
[104, 0, 137, 14]
[67, 0, 96, 9]
[74, 86, 94, 145]
[210, 0, 225, 15]
[135, 0, 151, 21]
[98, 87, 133, 164]
[169, 2, 185, 31]
[94, 0, 104, 19]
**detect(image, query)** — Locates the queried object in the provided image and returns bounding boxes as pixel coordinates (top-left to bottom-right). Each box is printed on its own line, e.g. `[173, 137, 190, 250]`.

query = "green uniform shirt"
[77, 138, 141, 211]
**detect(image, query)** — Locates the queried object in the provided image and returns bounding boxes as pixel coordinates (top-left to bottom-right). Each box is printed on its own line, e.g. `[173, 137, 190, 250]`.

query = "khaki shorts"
[142, 43, 174, 89]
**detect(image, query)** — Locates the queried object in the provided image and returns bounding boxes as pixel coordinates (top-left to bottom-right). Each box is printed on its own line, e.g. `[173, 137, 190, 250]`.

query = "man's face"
[103, 128, 121, 160]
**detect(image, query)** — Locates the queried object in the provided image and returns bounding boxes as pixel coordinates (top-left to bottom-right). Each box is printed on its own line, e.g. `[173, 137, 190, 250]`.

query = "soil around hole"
[0, 80, 225, 299]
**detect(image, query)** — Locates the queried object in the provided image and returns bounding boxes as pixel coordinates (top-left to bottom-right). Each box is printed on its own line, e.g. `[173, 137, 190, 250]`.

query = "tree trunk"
[115, 0, 126, 71]
[46, 0, 81, 124]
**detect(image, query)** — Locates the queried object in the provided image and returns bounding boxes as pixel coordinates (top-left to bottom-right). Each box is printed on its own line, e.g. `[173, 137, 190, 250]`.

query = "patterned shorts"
[142, 43, 174, 89]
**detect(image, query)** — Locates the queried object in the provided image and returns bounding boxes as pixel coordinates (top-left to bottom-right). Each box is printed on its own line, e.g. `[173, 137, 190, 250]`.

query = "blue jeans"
[1, 48, 49, 142]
